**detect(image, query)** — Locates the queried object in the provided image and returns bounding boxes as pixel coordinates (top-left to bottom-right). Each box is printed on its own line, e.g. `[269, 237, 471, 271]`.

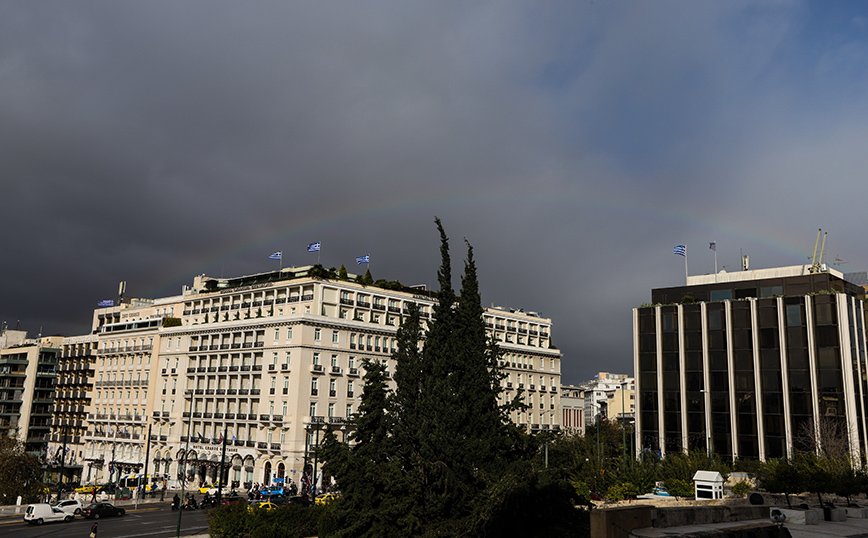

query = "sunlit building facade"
[69, 266, 560, 489]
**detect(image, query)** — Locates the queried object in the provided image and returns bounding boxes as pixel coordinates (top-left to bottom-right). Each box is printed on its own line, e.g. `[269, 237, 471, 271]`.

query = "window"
[346, 403, 353, 416]
[331, 355, 338, 367]
[349, 356, 355, 369]
[274, 330, 279, 341]
[287, 327, 292, 341]
[314, 328, 321, 341]
[328, 403, 335, 417]
[330, 379, 336, 392]
[309, 402, 317, 416]
[348, 380, 354, 394]
[285, 351, 291, 364]
[311, 378, 318, 392]
[313, 353, 320, 366]
[332, 331, 339, 343]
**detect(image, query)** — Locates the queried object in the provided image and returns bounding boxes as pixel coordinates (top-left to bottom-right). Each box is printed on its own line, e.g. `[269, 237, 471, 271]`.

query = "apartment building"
[0, 330, 61, 455]
[66, 266, 560, 489]
[634, 264, 868, 461]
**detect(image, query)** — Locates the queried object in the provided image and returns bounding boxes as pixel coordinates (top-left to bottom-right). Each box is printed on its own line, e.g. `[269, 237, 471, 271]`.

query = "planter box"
[846, 507, 868, 518]
[772, 507, 820, 525]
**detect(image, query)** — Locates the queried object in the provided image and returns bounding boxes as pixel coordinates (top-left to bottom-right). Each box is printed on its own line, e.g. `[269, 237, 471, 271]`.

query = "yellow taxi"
[247, 501, 280, 512]
[315, 492, 341, 506]
[75, 484, 99, 495]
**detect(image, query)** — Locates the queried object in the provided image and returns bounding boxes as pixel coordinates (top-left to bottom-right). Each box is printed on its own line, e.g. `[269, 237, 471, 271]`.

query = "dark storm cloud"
[4, 1, 868, 383]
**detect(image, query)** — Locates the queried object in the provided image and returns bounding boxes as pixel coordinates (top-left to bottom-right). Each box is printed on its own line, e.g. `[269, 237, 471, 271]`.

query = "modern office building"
[634, 264, 868, 462]
[68, 265, 560, 489]
[0, 330, 61, 454]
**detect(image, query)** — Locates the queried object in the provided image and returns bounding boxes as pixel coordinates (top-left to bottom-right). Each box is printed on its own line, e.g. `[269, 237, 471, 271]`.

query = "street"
[3, 504, 209, 538]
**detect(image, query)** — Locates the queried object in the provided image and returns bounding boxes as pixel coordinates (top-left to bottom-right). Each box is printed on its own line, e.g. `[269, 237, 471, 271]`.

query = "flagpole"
[713, 242, 718, 274]
[684, 247, 688, 284]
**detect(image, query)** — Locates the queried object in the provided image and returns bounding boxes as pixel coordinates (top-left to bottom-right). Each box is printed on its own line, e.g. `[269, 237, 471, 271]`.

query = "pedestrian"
[90, 521, 98, 538]
[91, 488, 97, 503]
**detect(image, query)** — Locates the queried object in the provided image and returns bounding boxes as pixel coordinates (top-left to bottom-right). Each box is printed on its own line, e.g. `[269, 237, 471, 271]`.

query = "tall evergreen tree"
[320, 359, 406, 537]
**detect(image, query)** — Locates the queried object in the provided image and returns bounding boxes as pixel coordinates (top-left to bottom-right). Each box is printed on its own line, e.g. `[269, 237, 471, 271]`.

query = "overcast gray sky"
[3, 1, 868, 384]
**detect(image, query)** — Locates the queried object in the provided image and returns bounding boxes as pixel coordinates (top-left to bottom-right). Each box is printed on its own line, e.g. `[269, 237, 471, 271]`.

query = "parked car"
[82, 502, 126, 519]
[52, 499, 83, 516]
[315, 492, 341, 506]
[24, 504, 74, 525]
[259, 485, 288, 496]
[75, 484, 100, 495]
[287, 495, 313, 507]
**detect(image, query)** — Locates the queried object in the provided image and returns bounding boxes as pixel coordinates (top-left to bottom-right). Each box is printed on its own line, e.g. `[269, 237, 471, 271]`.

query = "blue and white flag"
[269, 251, 282, 260]
[709, 242, 716, 252]
[307, 242, 321, 252]
[356, 255, 370, 265]
[97, 299, 114, 307]
[673, 245, 686, 257]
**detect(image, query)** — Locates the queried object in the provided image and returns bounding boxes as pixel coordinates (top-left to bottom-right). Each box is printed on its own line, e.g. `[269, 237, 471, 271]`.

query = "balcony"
[311, 389, 318, 396]
[331, 366, 341, 374]
[246, 440, 256, 447]
[229, 365, 239, 372]
[340, 298, 354, 306]
[234, 439, 244, 446]
[272, 415, 283, 423]
[236, 413, 247, 420]
[270, 443, 281, 450]
[218, 366, 228, 372]
[268, 364, 276, 371]
[238, 388, 250, 395]
[203, 412, 213, 419]
[259, 414, 269, 421]
[328, 417, 345, 424]
[311, 364, 323, 373]
[281, 364, 289, 371]
[193, 412, 202, 418]
[224, 413, 235, 419]
[240, 365, 251, 372]
[257, 442, 267, 449]
[348, 368, 359, 376]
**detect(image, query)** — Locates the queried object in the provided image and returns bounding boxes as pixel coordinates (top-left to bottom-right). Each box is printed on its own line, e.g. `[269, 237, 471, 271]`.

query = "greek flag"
[307, 242, 321, 252]
[674, 245, 686, 257]
[709, 242, 716, 252]
[356, 255, 369, 265]
[269, 251, 282, 260]
[97, 299, 114, 307]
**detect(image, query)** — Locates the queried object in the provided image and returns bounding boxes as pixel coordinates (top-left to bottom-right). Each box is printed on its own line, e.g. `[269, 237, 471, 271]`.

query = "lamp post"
[700, 389, 712, 457]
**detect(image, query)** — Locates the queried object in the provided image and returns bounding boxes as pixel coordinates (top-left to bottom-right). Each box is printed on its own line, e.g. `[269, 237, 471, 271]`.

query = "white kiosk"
[692, 470, 724, 500]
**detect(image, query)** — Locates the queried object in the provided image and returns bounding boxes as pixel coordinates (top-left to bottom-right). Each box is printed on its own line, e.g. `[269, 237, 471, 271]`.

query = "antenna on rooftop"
[832, 255, 848, 268]
[810, 229, 827, 273]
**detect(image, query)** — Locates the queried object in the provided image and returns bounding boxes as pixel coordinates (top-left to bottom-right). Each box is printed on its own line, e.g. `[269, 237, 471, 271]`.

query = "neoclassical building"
[50, 266, 561, 489]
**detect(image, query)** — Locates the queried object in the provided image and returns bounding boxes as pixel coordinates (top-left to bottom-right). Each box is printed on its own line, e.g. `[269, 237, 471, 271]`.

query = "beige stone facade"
[56, 266, 560, 489]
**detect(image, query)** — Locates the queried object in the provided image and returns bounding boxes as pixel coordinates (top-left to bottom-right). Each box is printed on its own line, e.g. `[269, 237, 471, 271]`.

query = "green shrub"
[207, 502, 329, 538]
[731, 481, 751, 497]
[605, 482, 638, 502]
[665, 478, 693, 499]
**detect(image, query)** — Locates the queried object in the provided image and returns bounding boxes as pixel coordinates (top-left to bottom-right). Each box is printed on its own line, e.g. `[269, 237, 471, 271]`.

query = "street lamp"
[700, 389, 712, 456]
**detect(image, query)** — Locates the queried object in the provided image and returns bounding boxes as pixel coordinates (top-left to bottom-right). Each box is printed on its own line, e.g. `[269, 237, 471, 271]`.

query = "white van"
[24, 503, 74, 525]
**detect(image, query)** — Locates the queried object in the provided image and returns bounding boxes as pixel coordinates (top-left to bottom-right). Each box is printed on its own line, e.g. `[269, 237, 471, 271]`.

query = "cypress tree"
[320, 359, 404, 537]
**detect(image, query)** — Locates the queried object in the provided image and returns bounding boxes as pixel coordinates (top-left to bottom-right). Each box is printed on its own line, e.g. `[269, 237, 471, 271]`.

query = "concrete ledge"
[825, 507, 847, 522]
[653, 505, 770, 528]
[774, 508, 820, 525]
[846, 507, 868, 518]
[591, 506, 653, 538]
